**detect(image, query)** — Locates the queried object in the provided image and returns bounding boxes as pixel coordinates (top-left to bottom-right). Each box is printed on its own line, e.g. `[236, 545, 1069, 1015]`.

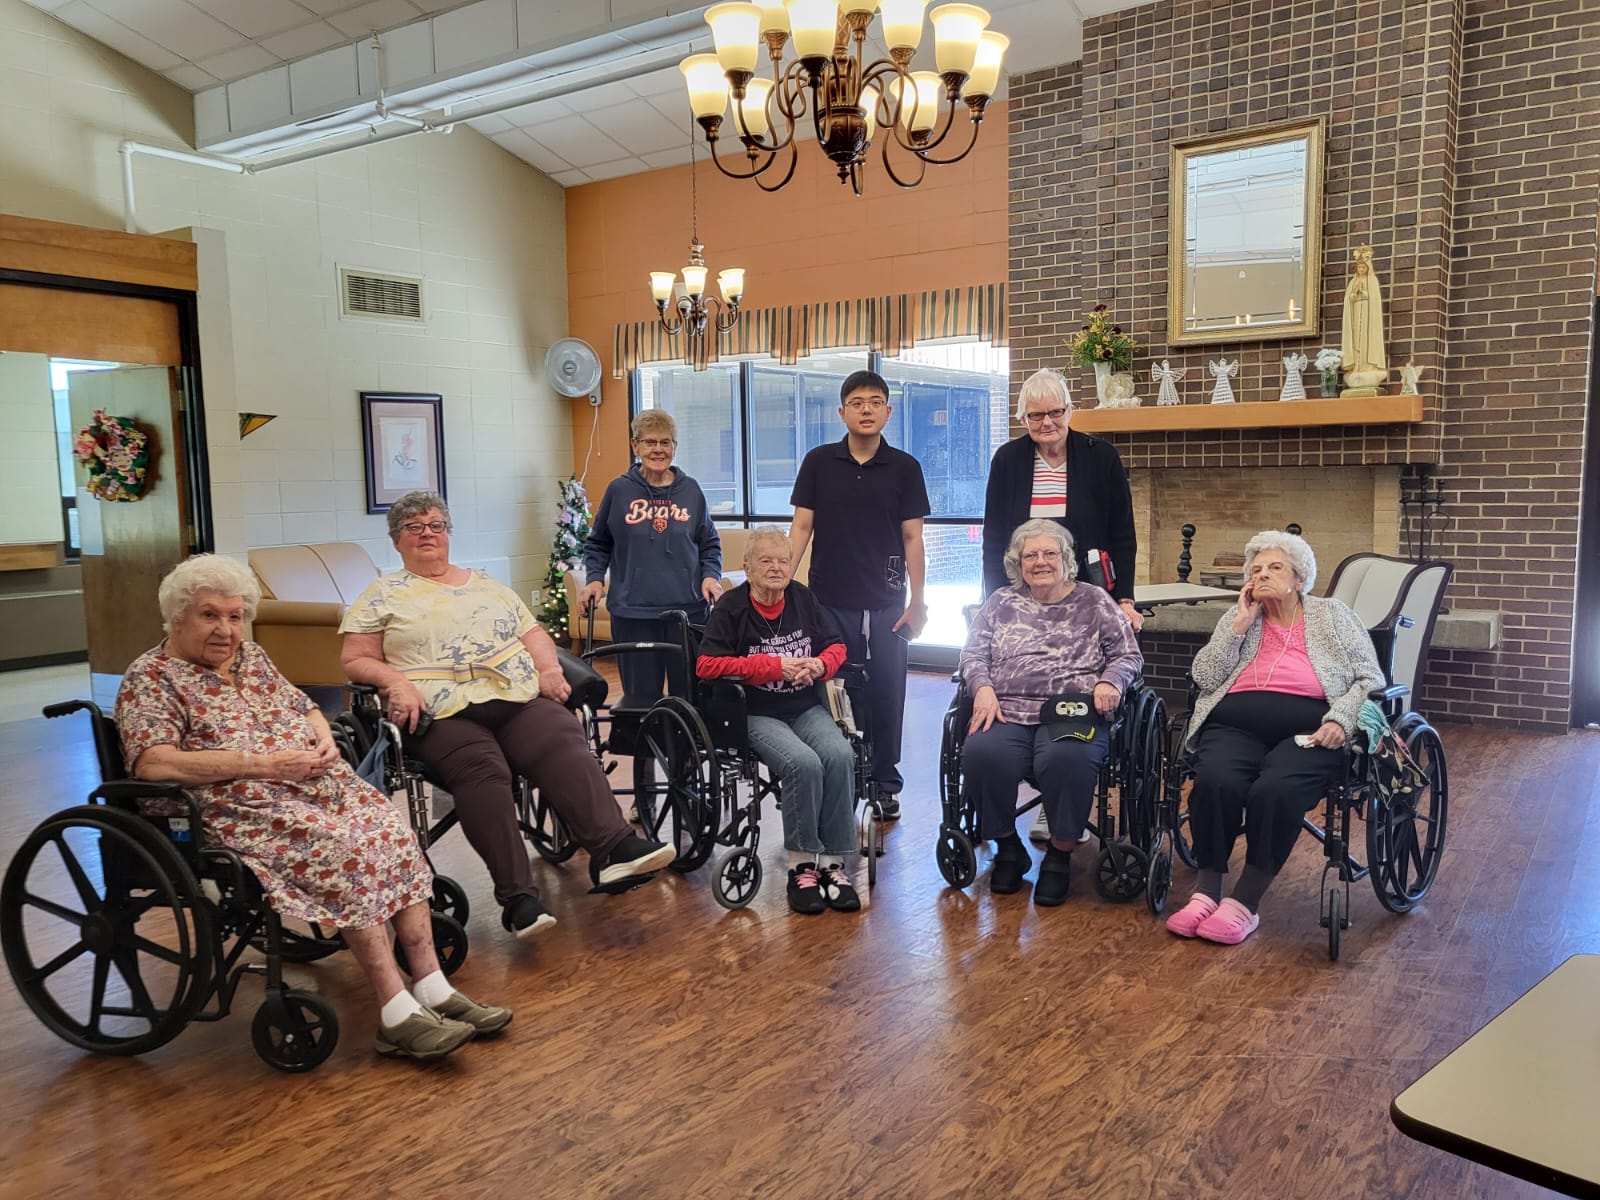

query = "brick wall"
[1009, 0, 1600, 730]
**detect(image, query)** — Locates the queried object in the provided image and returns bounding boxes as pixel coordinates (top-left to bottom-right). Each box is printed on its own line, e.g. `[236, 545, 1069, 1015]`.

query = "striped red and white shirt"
[1029, 452, 1067, 520]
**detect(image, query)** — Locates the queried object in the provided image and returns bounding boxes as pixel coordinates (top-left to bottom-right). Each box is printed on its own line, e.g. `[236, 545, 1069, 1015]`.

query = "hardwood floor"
[0, 671, 1592, 1199]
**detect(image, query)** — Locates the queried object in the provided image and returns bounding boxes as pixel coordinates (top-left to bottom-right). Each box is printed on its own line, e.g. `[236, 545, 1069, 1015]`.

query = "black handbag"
[1039, 692, 1100, 742]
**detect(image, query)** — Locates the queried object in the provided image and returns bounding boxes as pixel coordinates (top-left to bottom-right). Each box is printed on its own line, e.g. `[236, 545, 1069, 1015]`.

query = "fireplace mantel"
[1072, 394, 1424, 434]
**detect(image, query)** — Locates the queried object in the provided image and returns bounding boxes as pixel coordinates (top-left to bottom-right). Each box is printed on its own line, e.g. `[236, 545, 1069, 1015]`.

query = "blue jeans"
[746, 704, 858, 858]
[962, 722, 1109, 842]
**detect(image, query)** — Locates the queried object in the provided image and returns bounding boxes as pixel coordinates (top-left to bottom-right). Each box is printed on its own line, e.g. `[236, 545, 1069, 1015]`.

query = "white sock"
[787, 849, 814, 870]
[380, 989, 424, 1028]
[412, 969, 454, 1008]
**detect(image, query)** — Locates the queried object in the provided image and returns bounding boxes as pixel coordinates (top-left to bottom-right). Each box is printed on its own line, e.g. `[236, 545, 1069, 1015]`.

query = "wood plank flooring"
[0, 670, 1593, 1199]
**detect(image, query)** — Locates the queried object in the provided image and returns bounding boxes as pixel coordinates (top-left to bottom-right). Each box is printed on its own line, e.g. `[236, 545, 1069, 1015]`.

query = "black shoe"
[990, 836, 1030, 895]
[591, 832, 676, 888]
[1034, 846, 1073, 907]
[787, 863, 827, 914]
[501, 894, 557, 939]
[876, 793, 901, 821]
[817, 863, 861, 912]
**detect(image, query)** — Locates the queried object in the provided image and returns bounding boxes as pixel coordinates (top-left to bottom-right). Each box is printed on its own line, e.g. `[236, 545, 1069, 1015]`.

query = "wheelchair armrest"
[91, 778, 189, 807]
[557, 647, 609, 712]
[1368, 683, 1409, 704]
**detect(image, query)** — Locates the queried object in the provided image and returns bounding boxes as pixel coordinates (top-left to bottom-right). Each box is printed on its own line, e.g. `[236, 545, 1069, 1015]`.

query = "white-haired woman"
[981, 368, 1140, 630]
[695, 528, 860, 916]
[116, 555, 510, 1062]
[959, 520, 1143, 905]
[582, 408, 723, 706]
[1165, 531, 1383, 945]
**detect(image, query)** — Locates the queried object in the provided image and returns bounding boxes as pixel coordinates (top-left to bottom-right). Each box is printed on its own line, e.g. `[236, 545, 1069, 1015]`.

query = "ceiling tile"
[492, 130, 572, 174]
[53, 1, 184, 71]
[291, 0, 378, 14]
[192, 0, 313, 39]
[325, 0, 421, 38]
[21, 0, 75, 11]
[495, 97, 574, 127]
[257, 19, 348, 60]
[195, 41, 282, 81]
[582, 100, 689, 157]
[578, 157, 645, 183]
[640, 146, 692, 171]
[519, 114, 626, 168]
[626, 66, 686, 99]
[90, 0, 256, 61]
[163, 62, 222, 89]
[549, 168, 589, 188]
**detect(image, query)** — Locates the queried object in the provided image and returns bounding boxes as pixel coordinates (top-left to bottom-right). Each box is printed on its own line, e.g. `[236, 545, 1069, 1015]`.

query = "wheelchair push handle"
[43, 699, 101, 720]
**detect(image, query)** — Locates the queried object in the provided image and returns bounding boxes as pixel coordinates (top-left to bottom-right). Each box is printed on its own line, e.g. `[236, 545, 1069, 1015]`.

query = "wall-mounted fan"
[544, 338, 602, 405]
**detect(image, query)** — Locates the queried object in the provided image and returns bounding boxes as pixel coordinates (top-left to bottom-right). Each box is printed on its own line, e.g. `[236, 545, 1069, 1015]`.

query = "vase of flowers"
[1069, 304, 1139, 406]
[1313, 348, 1343, 398]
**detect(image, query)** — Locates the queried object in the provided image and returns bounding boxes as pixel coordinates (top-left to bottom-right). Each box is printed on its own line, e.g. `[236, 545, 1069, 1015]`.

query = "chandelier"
[680, 1, 1007, 195]
[649, 143, 745, 340]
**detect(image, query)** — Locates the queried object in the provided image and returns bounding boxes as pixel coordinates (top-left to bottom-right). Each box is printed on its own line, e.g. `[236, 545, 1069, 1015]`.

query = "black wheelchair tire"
[1145, 842, 1172, 915]
[1093, 841, 1150, 903]
[518, 780, 578, 865]
[2, 804, 213, 1058]
[1366, 722, 1448, 914]
[711, 847, 762, 910]
[865, 812, 880, 888]
[935, 826, 977, 889]
[632, 698, 719, 873]
[1326, 888, 1343, 962]
[393, 910, 469, 979]
[430, 875, 470, 926]
[252, 987, 339, 1073]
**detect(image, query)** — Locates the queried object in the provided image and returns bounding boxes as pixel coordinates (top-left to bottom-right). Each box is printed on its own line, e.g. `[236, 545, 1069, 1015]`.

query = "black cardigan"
[981, 429, 1137, 601]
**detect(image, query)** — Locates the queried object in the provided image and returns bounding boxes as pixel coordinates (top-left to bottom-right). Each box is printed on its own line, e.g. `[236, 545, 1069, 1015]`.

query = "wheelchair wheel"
[711, 847, 762, 910]
[1092, 841, 1150, 903]
[1, 805, 214, 1058]
[251, 987, 339, 1073]
[1325, 888, 1343, 961]
[864, 810, 880, 888]
[1366, 722, 1448, 913]
[518, 782, 578, 865]
[1173, 809, 1197, 869]
[393, 910, 469, 978]
[633, 699, 719, 873]
[935, 825, 977, 889]
[431, 875, 470, 927]
[1145, 837, 1172, 915]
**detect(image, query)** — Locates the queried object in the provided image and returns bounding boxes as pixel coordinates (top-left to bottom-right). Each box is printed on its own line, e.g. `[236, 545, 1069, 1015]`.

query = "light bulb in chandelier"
[681, 0, 1003, 195]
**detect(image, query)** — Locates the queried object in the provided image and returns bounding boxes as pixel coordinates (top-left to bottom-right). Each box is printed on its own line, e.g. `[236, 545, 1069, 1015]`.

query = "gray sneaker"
[375, 1008, 476, 1061]
[432, 990, 513, 1034]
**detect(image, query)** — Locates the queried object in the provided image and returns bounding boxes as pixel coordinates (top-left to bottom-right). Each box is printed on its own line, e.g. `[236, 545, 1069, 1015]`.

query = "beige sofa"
[249, 543, 380, 687]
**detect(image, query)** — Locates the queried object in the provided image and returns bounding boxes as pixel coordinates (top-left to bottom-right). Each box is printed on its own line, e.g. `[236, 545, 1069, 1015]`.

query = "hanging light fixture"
[682, 1, 1007, 195]
[649, 140, 745, 341]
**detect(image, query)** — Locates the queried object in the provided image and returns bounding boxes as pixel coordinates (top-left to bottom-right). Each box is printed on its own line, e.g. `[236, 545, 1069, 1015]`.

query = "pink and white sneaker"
[1165, 893, 1219, 938]
[1194, 897, 1261, 945]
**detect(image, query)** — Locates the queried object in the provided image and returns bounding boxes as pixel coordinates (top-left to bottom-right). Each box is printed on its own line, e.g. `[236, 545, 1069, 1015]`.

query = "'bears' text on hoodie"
[625, 498, 693, 527]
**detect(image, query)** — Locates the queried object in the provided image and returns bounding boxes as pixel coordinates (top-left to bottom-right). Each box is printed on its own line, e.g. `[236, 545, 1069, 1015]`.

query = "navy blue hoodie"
[583, 465, 722, 619]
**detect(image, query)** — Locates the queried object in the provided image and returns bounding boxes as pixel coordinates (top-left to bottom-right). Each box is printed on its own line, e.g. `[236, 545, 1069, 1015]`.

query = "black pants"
[1188, 692, 1344, 876]
[609, 609, 705, 708]
[823, 602, 908, 795]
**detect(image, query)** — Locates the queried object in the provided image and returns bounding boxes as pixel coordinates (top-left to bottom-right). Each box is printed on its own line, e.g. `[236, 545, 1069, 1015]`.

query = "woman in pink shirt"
[1165, 531, 1383, 945]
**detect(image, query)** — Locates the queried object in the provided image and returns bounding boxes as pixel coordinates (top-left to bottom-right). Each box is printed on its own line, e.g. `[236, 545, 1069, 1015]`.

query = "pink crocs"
[1165, 892, 1220, 938]
[1194, 897, 1261, 945]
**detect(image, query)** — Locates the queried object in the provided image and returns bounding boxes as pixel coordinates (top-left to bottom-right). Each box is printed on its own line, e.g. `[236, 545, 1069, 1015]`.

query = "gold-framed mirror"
[1168, 118, 1325, 346]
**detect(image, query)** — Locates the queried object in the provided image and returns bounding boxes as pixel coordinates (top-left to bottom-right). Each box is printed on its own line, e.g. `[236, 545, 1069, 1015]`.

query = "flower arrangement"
[73, 409, 150, 501]
[1068, 304, 1139, 371]
[1313, 347, 1343, 397]
[536, 475, 593, 643]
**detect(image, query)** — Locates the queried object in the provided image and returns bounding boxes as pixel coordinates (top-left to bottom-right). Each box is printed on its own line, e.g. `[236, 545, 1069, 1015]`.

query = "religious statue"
[1340, 245, 1388, 396]
[1100, 371, 1141, 408]
[1399, 362, 1424, 395]
[1152, 359, 1186, 407]
[1279, 352, 1309, 401]
[1208, 358, 1238, 404]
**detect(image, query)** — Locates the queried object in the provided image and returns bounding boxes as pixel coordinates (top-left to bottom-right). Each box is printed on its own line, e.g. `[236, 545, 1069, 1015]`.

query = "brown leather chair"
[563, 569, 610, 648]
[249, 543, 381, 687]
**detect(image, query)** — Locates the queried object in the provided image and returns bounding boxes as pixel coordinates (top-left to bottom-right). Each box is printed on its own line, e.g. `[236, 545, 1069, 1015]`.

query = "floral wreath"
[74, 409, 150, 502]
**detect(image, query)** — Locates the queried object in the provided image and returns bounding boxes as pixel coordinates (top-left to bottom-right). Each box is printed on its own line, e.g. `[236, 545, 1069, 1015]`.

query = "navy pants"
[609, 607, 706, 708]
[823, 602, 908, 796]
[962, 721, 1110, 842]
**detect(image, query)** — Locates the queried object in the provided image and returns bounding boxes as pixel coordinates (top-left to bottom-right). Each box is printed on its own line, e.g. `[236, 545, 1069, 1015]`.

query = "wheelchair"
[583, 608, 882, 910]
[934, 677, 1173, 910]
[0, 700, 465, 1072]
[1162, 554, 1453, 960]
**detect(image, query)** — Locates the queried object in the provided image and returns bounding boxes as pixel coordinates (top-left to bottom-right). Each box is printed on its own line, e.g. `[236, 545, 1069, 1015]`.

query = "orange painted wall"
[565, 102, 1011, 485]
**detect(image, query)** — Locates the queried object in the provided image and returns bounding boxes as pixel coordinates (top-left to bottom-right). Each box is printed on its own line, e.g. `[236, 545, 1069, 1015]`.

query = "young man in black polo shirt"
[789, 369, 930, 820]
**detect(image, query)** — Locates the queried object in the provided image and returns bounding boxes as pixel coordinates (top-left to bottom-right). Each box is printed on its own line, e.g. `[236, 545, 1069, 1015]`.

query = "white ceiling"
[27, 0, 1150, 186]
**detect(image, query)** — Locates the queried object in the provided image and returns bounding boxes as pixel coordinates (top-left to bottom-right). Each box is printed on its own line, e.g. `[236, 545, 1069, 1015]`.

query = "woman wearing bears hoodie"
[582, 409, 723, 706]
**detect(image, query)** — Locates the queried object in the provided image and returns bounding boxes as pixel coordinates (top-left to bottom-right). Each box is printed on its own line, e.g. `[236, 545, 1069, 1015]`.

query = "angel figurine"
[1152, 359, 1186, 407]
[1209, 358, 1238, 404]
[1399, 362, 1424, 395]
[1278, 352, 1309, 401]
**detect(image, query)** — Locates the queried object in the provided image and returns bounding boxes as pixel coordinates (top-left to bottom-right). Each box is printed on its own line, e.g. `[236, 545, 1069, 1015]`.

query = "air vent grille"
[339, 267, 425, 323]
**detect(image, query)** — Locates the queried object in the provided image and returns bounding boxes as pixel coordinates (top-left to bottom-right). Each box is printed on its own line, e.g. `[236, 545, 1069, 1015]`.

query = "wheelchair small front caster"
[1324, 889, 1344, 961]
[1093, 841, 1150, 903]
[252, 987, 339, 1072]
[712, 846, 762, 910]
[394, 910, 469, 978]
[1145, 845, 1173, 915]
[935, 825, 976, 889]
[863, 810, 880, 887]
[430, 875, 470, 927]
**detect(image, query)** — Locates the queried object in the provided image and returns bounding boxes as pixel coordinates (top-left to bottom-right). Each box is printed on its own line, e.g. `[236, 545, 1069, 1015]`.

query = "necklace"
[1251, 611, 1304, 690]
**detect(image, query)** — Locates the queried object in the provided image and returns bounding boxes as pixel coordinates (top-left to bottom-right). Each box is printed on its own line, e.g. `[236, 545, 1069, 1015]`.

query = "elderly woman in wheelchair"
[339, 490, 674, 941]
[1164, 530, 1384, 945]
[116, 555, 510, 1061]
[957, 519, 1144, 905]
[696, 526, 861, 915]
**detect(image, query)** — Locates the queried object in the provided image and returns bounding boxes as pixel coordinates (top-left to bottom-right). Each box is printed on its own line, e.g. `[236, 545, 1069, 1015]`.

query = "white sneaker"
[1028, 806, 1051, 842]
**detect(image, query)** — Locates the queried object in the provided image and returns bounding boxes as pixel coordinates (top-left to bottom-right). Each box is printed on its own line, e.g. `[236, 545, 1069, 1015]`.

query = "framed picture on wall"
[359, 392, 446, 513]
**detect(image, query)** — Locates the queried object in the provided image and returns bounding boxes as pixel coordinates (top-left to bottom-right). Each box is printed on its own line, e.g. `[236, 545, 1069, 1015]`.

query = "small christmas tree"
[537, 475, 593, 644]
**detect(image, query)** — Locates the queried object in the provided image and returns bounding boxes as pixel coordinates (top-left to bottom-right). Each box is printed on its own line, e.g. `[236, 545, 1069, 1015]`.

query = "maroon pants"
[409, 698, 630, 905]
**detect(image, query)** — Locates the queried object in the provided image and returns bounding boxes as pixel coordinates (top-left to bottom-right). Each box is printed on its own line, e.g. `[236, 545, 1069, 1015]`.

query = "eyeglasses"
[843, 399, 888, 412]
[1020, 549, 1063, 563]
[635, 438, 676, 449]
[401, 521, 449, 535]
[1022, 408, 1068, 425]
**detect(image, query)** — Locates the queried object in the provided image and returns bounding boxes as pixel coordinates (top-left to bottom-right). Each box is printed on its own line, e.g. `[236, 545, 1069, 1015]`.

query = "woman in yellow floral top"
[340, 491, 674, 939]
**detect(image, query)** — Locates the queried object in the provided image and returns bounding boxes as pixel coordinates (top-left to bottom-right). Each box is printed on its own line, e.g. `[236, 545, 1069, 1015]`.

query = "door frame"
[1572, 294, 1600, 726]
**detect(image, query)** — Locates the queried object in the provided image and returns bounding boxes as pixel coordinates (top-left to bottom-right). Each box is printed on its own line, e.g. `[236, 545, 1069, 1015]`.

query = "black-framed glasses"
[401, 521, 449, 535]
[1022, 407, 1068, 425]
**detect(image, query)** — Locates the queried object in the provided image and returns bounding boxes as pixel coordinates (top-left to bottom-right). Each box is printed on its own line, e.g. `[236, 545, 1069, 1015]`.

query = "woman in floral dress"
[117, 554, 511, 1062]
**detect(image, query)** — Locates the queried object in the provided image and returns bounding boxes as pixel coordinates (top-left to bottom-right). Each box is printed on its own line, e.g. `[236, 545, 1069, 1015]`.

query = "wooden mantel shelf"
[1071, 394, 1424, 434]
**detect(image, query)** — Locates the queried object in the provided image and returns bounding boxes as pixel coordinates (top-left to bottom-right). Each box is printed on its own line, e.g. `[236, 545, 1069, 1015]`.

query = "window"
[631, 340, 1011, 654]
